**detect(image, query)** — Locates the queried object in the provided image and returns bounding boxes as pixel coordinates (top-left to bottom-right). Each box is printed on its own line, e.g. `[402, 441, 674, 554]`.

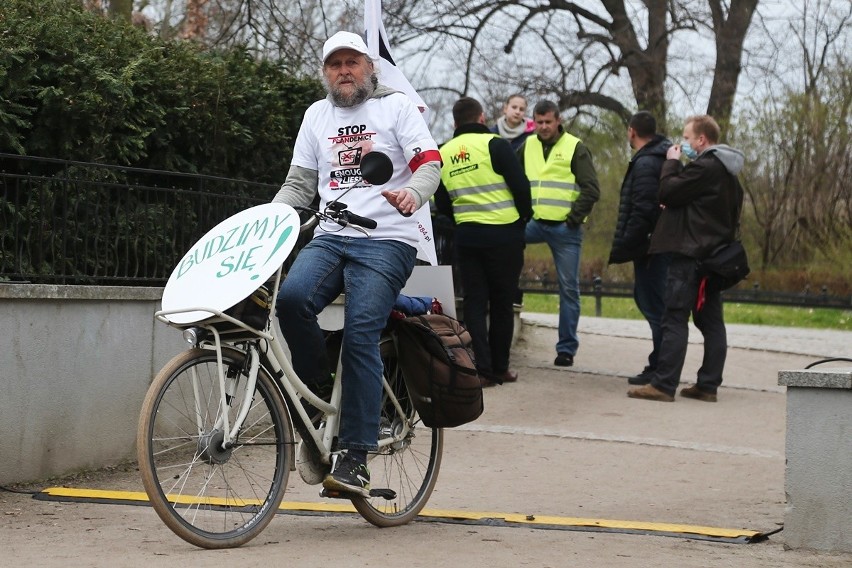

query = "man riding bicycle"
[271, 31, 441, 496]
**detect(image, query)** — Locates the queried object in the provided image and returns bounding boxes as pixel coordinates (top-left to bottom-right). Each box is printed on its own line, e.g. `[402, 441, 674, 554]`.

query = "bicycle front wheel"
[351, 337, 443, 527]
[137, 347, 292, 549]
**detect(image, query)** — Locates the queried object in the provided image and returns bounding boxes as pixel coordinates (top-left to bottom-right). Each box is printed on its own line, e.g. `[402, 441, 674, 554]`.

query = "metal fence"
[1, 153, 275, 285]
[518, 277, 851, 314]
[2, 153, 850, 310]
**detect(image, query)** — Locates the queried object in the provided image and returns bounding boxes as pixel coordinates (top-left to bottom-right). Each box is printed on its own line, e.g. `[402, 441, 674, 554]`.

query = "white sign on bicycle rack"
[161, 203, 301, 324]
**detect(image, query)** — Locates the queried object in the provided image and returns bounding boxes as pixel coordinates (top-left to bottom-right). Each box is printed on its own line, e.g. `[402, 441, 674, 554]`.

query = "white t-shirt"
[290, 92, 440, 248]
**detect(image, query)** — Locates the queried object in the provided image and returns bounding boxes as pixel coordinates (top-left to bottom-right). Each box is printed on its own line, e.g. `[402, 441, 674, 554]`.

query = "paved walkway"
[3, 315, 851, 567]
[523, 313, 852, 359]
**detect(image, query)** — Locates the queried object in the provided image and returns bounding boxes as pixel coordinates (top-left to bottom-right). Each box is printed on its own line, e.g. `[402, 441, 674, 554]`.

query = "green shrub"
[0, 0, 326, 283]
[0, 0, 323, 182]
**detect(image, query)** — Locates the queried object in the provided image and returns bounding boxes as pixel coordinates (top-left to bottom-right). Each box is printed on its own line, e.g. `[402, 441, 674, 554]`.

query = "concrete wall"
[778, 368, 852, 553]
[0, 284, 186, 485]
[0, 269, 461, 485]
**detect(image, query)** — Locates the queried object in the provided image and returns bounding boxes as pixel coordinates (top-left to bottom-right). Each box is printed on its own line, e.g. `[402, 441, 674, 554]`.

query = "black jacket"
[648, 145, 745, 259]
[608, 135, 671, 264]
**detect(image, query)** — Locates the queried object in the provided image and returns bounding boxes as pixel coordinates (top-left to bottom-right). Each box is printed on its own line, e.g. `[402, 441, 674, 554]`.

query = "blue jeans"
[633, 254, 670, 370]
[525, 220, 582, 356]
[275, 235, 416, 451]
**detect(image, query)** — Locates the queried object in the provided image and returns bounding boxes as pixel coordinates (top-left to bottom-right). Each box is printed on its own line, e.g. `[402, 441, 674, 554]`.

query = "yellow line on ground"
[43, 487, 150, 501]
[40, 487, 759, 540]
[418, 508, 758, 539]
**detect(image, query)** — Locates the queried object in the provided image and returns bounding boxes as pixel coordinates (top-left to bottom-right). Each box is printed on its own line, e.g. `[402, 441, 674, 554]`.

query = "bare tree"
[706, 0, 759, 128]
[139, 0, 362, 71]
[737, 0, 852, 268]
[380, 0, 760, 132]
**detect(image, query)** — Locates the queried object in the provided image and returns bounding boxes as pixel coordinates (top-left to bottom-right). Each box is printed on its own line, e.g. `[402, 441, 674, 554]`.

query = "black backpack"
[393, 314, 484, 428]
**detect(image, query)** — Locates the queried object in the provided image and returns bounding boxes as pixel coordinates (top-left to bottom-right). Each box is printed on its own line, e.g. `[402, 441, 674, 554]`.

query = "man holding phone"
[628, 115, 745, 403]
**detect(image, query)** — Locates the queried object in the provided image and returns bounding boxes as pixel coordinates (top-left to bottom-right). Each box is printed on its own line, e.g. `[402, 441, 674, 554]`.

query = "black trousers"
[651, 255, 727, 396]
[456, 242, 524, 375]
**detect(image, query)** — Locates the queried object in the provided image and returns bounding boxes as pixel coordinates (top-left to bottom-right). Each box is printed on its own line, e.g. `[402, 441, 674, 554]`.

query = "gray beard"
[325, 74, 377, 107]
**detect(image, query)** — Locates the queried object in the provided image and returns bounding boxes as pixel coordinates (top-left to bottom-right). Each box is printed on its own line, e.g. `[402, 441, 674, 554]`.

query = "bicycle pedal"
[320, 488, 352, 500]
[368, 488, 396, 500]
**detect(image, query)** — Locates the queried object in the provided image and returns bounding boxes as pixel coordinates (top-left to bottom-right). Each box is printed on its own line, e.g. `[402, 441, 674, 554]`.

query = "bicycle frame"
[154, 261, 413, 472]
[142, 185, 444, 548]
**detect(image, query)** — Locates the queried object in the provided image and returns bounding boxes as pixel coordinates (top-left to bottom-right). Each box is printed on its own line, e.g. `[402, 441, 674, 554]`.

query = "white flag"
[364, 0, 438, 266]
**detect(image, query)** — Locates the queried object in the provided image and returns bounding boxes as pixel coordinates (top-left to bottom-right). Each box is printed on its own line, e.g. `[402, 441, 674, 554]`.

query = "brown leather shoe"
[495, 370, 518, 383]
[627, 384, 675, 402]
[680, 384, 717, 402]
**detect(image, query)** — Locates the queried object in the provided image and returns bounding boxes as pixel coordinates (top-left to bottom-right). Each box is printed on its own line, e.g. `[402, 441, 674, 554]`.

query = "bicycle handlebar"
[340, 210, 378, 229]
[296, 203, 377, 234]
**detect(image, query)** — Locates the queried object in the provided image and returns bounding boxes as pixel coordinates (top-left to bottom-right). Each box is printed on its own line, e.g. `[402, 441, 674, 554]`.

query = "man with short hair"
[628, 114, 744, 403]
[433, 96, 531, 387]
[517, 100, 600, 367]
[608, 111, 671, 385]
[273, 31, 441, 495]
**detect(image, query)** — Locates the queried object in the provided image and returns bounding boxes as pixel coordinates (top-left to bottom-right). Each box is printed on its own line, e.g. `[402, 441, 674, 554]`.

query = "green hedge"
[0, 0, 323, 183]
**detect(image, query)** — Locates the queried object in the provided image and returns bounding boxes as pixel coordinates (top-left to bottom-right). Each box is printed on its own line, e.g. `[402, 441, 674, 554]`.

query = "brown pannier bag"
[394, 314, 483, 428]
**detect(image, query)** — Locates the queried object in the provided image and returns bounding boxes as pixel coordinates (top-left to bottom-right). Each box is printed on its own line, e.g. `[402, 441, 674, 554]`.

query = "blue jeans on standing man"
[633, 253, 670, 372]
[525, 219, 583, 357]
[275, 235, 416, 451]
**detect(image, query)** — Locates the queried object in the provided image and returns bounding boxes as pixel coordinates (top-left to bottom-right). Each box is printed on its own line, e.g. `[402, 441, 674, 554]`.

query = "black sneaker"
[628, 367, 655, 385]
[323, 453, 370, 497]
[554, 353, 574, 367]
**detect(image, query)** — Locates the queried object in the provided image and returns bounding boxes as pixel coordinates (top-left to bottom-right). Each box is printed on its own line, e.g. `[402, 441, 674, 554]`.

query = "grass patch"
[522, 293, 852, 331]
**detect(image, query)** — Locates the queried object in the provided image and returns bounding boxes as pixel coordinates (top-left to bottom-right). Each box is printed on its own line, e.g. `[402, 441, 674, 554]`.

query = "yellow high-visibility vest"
[440, 133, 520, 225]
[524, 133, 581, 221]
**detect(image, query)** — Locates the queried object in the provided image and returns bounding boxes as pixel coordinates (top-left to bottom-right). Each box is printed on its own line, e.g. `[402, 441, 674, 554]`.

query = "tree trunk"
[612, 0, 669, 129]
[707, 0, 759, 133]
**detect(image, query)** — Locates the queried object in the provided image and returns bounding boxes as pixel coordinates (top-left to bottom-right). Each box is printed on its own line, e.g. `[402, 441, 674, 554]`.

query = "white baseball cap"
[322, 31, 371, 62]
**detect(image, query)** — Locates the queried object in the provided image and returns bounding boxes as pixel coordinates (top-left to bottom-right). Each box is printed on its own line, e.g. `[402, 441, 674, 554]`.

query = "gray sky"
[381, 0, 849, 139]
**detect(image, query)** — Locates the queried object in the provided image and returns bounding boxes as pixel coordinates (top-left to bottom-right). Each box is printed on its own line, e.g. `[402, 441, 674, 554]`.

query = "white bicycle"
[136, 153, 443, 549]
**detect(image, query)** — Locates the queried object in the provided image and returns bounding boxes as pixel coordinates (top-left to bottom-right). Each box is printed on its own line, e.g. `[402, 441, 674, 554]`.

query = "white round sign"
[161, 203, 301, 324]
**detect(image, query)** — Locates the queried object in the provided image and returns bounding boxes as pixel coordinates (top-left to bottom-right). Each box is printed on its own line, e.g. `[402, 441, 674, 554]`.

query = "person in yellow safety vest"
[433, 96, 532, 387]
[516, 100, 600, 368]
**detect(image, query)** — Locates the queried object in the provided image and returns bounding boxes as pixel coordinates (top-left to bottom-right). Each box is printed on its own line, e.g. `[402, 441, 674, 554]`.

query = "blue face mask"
[681, 141, 698, 160]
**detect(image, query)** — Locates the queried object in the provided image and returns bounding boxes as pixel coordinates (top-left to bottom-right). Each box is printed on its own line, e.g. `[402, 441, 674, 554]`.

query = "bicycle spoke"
[138, 348, 291, 549]
[351, 341, 443, 526]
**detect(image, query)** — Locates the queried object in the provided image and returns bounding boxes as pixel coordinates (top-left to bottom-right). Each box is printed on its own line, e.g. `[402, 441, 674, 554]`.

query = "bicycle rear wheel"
[351, 337, 443, 526]
[137, 347, 292, 549]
